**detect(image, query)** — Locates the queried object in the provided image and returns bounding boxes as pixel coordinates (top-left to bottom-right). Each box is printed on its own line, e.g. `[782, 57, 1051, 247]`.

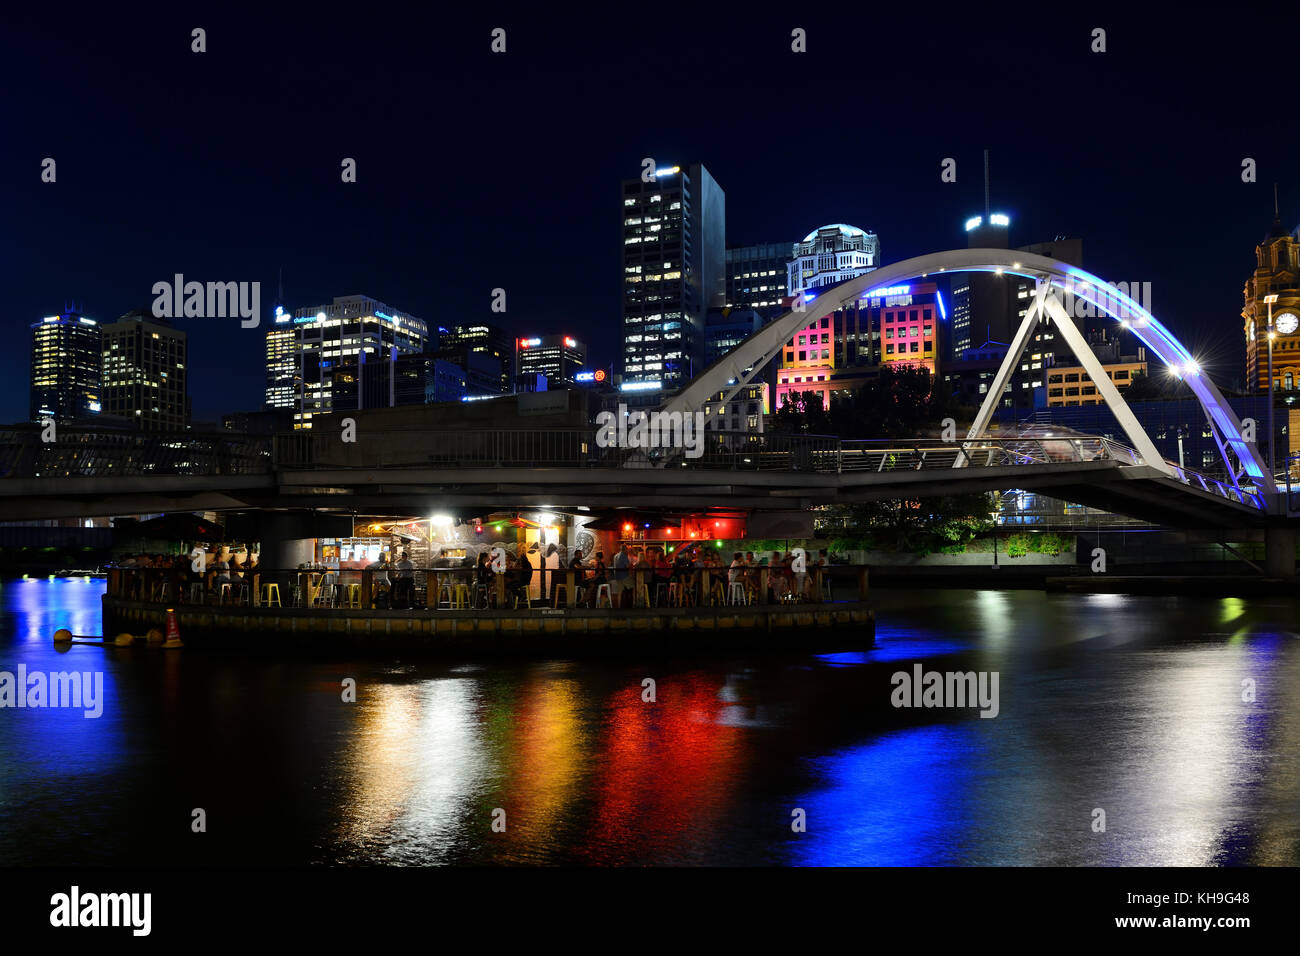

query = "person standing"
[612, 542, 631, 608]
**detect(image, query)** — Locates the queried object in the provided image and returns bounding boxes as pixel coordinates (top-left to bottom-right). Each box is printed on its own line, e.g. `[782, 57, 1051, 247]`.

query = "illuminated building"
[880, 282, 942, 374]
[101, 309, 188, 430]
[436, 323, 512, 393]
[1044, 355, 1148, 406]
[621, 163, 725, 388]
[285, 295, 427, 429]
[29, 312, 101, 423]
[1242, 209, 1300, 392]
[773, 282, 943, 410]
[264, 307, 296, 409]
[516, 334, 587, 388]
[725, 242, 793, 313]
[786, 223, 880, 297]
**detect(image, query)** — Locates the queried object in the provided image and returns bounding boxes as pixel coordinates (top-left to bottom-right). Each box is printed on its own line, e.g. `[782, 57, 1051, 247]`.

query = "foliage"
[769, 363, 975, 440]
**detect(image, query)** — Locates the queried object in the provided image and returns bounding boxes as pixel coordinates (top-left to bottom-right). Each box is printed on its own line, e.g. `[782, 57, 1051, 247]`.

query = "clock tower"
[1243, 192, 1300, 391]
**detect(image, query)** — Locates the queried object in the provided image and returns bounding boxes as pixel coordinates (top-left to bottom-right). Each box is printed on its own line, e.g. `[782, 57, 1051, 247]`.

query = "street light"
[1265, 293, 1279, 479]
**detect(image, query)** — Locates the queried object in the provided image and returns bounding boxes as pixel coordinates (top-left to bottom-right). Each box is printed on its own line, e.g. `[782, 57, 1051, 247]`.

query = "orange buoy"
[162, 608, 184, 649]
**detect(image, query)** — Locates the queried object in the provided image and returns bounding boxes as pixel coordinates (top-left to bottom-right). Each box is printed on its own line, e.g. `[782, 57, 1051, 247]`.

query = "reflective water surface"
[1, 578, 1297, 865]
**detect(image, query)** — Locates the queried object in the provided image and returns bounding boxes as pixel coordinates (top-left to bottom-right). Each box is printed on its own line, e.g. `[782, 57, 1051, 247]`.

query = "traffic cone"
[162, 608, 184, 649]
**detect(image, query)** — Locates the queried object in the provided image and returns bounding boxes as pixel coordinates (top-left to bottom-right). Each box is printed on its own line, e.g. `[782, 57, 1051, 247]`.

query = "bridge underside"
[0, 461, 1265, 529]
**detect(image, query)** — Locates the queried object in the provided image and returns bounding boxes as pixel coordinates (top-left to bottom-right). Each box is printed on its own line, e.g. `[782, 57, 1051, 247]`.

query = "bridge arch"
[665, 248, 1274, 496]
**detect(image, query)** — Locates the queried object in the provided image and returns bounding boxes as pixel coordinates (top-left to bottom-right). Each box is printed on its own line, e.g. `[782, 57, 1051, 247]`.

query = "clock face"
[1277, 312, 1300, 335]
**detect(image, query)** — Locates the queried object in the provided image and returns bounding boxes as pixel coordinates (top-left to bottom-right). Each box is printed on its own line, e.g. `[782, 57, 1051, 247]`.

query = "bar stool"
[158, 581, 171, 602]
[667, 582, 682, 607]
[512, 586, 531, 609]
[447, 584, 470, 609]
[594, 582, 613, 608]
[290, 584, 303, 607]
[237, 583, 251, 606]
[820, 576, 832, 602]
[344, 583, 361, 608]
[315, 581, 337, 607]
[437, 580, 454, 609]
[635, 581, 651, 608]
[473, 584, 491, 609]
[261, 582, 282, 607]
[552, 584, 570, 608]
[728, 581, 748, 605]
[218, 582, 233, 604]
[189, 582, 205, 604]
[709, 579, 726, 606]
[653, 582, 670, 607]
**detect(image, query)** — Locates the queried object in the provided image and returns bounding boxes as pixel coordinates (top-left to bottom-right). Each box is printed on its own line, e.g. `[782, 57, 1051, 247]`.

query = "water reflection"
[1, 580, 1298, 866]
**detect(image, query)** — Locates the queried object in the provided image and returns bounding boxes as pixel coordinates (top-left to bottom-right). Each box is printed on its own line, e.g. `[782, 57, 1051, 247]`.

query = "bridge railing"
[0, 426, 273, 479]
[103, 563, 869, 610]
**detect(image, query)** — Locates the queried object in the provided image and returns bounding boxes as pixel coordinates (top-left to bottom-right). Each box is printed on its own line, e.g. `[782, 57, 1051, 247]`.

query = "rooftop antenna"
[983, 149, 990, 220]
[1274, 183, 1280, 221]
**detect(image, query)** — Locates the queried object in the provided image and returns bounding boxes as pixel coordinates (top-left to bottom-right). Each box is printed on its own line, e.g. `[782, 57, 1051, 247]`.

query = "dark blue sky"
[3, 6, 1297, 422]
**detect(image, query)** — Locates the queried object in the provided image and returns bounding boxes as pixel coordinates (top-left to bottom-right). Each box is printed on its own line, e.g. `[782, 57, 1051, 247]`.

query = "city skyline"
[4, 9, 1298, 424]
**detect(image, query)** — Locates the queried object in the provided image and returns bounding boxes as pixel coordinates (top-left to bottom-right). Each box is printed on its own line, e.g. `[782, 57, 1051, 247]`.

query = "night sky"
[3, 6, 1297, 423]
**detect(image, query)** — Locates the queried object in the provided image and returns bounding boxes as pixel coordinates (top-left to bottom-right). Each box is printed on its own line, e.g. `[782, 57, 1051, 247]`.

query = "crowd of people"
[111, 543, 833, 609]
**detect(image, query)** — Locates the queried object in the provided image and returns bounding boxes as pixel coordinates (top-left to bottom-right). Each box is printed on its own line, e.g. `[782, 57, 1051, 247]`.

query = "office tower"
[704, 307, 766, 365]
[726, 242, 794, 313]
[621, 162, 725, 391]
[288, 295, 427, 428]
[436, 323, 513, 393]
[786, 223, 880, 298]
[516, 334, 587, 389]
[101, 309, 188, 430]
[29, 312, 101, 423]
[265, 305, 296, 408]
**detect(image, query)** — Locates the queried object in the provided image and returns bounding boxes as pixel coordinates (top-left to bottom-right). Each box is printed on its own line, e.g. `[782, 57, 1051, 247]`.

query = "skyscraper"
[286, 295, 427, 428]
[101, 310, 188, 430]
[29, 312, 102, 423]
[436, 323, 513, 393]
[725, 242, 793, 313]
[516, 334, 587, 388]
[620, 162, 725, 391]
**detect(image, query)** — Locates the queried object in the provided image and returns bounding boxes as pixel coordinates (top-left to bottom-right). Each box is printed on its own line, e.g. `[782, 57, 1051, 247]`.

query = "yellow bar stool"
[345, 583, 361, 608]
[451, 583, 470, 609]
[260, 582, 282, 607]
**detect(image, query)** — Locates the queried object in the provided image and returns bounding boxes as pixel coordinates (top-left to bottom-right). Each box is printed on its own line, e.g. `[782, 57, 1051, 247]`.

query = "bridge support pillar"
[1264, 527, 1296, 578]
[257, 512, 353, 570]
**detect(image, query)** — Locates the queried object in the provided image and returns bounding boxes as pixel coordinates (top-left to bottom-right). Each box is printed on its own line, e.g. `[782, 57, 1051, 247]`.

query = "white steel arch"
[663, 248, 1275, 496]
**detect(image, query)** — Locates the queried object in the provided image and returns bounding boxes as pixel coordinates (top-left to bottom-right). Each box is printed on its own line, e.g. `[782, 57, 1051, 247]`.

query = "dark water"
[1, 577, 1298, 866]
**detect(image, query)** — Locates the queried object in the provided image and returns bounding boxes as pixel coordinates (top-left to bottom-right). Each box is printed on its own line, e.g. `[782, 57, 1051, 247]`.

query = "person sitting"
[391, 551, 414, 608]
[582, 551, 608, 606]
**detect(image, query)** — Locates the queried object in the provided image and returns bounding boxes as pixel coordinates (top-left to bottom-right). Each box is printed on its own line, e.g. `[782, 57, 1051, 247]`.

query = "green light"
[715, 540, 722, 547]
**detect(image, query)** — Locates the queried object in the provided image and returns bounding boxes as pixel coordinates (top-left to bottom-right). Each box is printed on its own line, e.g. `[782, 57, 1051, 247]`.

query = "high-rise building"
[516, 334, 586, 389]
[704, 307, 766, 365]
[725, 242, 793, 313]
[286, 295, 427, 429]
[29, 312, 102, 423]
[621, 162, 725, 391]
[101, 310, 188, 430]
[265, 305, 296, 409]
[1242, 210, 1300, 392]
[436, 323, 513, 393]
[786, 224, 880, 298]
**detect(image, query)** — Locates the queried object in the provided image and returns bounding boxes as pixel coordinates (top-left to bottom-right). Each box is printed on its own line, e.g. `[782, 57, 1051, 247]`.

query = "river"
[1, 577, 1297, 865]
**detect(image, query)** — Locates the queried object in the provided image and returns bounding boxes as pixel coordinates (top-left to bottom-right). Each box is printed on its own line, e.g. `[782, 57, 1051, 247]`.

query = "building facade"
[1242, 216, 1300, 392]
[437, 323, 513, 394]
[30, 312, 102, 423]
[516, 334, 586, 389]
[101, 310, 187, 430]
[786, 223, 879, 298]
[285, 295, 427, 429]
[620, 162, 726, 390]
[725, 242, 793, 313]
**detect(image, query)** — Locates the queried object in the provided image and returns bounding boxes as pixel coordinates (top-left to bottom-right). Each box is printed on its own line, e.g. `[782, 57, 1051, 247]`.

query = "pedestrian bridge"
[0, 424, 1270, 528]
